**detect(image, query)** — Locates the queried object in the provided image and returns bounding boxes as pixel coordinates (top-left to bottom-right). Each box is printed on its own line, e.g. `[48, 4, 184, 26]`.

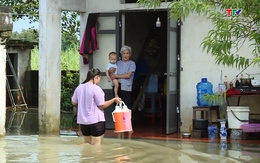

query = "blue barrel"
[196, 78, 213, 106]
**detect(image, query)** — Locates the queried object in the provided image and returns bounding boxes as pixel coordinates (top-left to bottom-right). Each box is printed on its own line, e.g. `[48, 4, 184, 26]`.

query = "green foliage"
[2, 0, 80, 44]
[203, 91, 226, 106]
[30, 43, 80, 112]
[137, 0, 166, 9]
[61, 45, 80, 70]
[30, 47, 39, 70]
[11, 29, 38, 42]
[61, 71, 79, 111]
[1, 0, 39, 22]
[30, 44, 80, 70]
[60, 113, 74, 129]
[11, 27, 79, 52]
[138, 0, 260, 69]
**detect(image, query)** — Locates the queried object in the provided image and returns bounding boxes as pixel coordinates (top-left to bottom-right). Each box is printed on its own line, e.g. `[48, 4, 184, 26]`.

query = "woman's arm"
[111, 72, 133, 79]
[72, 101, 77, 106]
[98, 97, 121, 110]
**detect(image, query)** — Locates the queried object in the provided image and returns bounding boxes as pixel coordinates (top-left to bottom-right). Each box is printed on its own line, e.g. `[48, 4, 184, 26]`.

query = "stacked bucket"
[227, 106, 249, 139]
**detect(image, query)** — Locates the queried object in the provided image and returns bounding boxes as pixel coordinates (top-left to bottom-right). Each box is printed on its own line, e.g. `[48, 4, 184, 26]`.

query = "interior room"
[123, 11, 168, 132]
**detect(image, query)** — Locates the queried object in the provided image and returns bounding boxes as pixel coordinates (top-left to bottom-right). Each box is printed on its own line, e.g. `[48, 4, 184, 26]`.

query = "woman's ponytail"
[82, 68, 101, 84]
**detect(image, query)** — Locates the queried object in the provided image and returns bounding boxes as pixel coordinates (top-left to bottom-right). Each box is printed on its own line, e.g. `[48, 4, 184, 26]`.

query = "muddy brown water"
[1, 133, 260, 163]
[3, 108, 260, 162]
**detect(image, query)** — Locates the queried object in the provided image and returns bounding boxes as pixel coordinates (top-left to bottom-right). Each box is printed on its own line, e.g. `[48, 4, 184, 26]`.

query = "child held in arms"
[106, 52, 119, 97]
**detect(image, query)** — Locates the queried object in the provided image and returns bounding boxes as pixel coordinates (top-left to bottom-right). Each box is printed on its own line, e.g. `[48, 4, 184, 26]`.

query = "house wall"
[81, 1, 260, 132]
[0, 44, 6, 136]
[7, 48, 31, 90]
[59, 0, 260, 133]
[180, 14, 260, 132]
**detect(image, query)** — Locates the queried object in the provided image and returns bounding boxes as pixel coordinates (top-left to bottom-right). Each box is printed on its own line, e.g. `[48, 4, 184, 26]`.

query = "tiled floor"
[103, 122, 260, 145]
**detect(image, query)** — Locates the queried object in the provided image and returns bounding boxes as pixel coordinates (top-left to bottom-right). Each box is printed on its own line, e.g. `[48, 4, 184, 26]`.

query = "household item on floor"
[145, 74, 158, 93]
[112, 102, 125, 132]
[208, 124, 217, 139]
[182, 132, 191, 138]
[227, 106, 249, 129]
[193, 119, 208, 131]
[219, 120, 227, 139]
[230, 129, 243, 139]
[191, 129, 208, 138]
[196, 78, 213, 106]
[192, 105, 220, 124]
[241, 123, 260, 133]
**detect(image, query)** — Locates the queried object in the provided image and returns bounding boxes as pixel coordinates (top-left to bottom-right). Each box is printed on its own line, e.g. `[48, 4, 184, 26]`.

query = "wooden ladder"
[6, 53, 28, 130]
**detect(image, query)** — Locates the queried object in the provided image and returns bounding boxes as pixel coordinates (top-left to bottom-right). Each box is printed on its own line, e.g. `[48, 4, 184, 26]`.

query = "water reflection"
[1, 135, 260, 163]
[219, 140, 227, 156]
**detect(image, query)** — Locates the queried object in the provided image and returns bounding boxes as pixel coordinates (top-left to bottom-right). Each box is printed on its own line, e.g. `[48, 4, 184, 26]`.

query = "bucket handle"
[112, 112, 115, 122]
[231, 110, 249, 122]
[112, 102, 125, 122]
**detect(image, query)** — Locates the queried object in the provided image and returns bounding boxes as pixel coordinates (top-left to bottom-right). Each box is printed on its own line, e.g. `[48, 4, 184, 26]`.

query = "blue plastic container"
[196, 78, 213, 106]
[145, 74, 158, 93]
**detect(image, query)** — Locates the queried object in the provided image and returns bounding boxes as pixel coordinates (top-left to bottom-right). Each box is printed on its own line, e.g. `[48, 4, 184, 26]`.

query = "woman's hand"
[114, 97, 122, 104]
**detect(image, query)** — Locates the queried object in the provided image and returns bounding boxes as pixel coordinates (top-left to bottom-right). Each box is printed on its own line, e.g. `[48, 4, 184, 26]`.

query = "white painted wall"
[57, 1, 260, 133]
[180, 14, 259, 132]
[0, 44, 6, 136]
[81, 1, 260, 132]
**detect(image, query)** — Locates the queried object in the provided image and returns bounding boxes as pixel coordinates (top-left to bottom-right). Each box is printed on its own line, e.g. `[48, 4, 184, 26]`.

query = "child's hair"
[109, 51, 117, 58]
[82, 68, 101, 84]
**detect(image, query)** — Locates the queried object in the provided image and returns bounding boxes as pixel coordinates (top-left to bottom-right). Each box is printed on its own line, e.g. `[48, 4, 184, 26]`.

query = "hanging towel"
[79, 13, 99, 64]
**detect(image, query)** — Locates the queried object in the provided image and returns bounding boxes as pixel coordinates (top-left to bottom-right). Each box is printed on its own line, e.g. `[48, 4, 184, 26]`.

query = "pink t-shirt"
[71, 82, 105, 125]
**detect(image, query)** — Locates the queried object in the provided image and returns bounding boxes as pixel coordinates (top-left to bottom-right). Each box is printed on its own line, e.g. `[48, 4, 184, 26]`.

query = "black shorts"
[80, 122, 106, 137]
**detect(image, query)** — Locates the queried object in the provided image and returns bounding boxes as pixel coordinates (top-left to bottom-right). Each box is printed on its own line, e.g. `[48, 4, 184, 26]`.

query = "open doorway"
[123, 11, 168, 132]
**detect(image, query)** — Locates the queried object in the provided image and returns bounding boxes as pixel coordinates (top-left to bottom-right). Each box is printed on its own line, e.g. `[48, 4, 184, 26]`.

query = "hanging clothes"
[79, 13, 99, 64]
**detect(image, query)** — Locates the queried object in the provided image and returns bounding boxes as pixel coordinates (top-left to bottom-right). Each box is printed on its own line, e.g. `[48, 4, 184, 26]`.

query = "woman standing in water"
[72, 68, 121, 145]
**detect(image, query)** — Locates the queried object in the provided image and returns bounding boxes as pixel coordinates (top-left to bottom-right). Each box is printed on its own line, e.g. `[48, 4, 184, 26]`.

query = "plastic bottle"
[196, 78, 213, 106]
[223, 76, 228, 90]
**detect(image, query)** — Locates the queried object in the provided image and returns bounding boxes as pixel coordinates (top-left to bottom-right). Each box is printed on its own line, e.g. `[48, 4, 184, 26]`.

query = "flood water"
[3, 108, 260, 162]
[1, 133, 260, 163]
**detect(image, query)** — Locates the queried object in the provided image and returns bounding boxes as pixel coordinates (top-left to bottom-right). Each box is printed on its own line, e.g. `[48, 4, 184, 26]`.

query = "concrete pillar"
[0, 43, 6, 136]
[39, 0, 61, 134]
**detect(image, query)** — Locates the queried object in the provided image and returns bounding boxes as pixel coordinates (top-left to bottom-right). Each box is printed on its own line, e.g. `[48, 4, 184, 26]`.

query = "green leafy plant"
[203, 91, 226, 106]
[61, 71, 79, 112]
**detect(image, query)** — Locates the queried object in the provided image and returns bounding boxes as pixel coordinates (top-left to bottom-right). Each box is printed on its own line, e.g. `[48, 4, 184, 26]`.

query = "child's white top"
[106, 63, 117, 74]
